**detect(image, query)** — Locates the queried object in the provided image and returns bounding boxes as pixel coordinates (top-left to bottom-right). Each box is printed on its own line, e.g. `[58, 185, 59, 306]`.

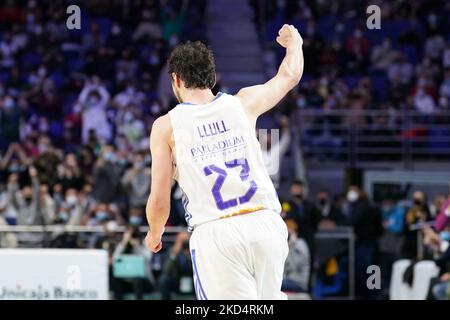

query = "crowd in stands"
[253, 0, 450, 160]
[0, 0, 449, 300]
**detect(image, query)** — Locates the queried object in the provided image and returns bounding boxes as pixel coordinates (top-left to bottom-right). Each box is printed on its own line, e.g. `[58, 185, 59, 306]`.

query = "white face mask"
[347, 190, 359, 202]
[3, 97, 14, 110]
[66, 195, 78, 206]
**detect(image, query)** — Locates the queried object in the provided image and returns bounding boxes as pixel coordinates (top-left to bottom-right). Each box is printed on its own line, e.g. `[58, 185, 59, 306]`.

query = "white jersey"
[169, 92, 281, 231]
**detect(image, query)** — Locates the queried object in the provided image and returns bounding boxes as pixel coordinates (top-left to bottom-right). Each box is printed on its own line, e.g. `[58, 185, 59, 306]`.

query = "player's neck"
[181, 89, 216, 105]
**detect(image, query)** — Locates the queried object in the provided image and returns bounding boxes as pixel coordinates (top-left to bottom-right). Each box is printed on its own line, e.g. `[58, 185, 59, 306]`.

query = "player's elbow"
[280, 68, 302, 90]
[285, 73, 301, 91]
[290, 73, 302, 88]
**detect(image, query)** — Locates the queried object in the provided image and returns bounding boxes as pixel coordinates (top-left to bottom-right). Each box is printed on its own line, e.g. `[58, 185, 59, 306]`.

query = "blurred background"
[0, 0, 450, 300]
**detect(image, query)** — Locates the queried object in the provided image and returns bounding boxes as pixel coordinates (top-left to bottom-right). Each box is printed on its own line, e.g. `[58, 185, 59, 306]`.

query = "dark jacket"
[347, 197, 382, 243]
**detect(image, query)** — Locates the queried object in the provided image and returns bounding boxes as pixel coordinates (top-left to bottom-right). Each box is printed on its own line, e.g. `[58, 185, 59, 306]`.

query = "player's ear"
[174, 74, 182, 88]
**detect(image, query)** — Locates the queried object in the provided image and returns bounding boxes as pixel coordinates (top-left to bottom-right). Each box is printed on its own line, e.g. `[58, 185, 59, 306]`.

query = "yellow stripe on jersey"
[219, 205, 266, 220]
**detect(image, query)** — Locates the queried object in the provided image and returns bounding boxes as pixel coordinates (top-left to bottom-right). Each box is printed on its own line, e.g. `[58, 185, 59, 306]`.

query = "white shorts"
[189, 209, 289, 300]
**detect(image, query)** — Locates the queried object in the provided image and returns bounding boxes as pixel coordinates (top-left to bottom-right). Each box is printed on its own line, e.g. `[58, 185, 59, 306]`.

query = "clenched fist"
[145, 230, 163, 253]
[276, 24, 303, 48]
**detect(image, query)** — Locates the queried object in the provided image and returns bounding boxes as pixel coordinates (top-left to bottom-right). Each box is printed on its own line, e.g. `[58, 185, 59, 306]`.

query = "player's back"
[168, 92, 281, 231]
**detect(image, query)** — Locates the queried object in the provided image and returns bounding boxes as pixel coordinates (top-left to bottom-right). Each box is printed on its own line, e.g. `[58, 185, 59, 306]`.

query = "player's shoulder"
[151, 114, 172, 137]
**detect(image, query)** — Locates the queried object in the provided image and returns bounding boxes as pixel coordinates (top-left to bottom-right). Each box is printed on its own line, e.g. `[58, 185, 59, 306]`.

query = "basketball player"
[145, 24, 304, 299]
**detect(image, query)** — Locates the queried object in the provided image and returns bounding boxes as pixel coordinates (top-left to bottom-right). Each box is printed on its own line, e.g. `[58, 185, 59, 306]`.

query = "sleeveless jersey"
[168, 92, 281, 231]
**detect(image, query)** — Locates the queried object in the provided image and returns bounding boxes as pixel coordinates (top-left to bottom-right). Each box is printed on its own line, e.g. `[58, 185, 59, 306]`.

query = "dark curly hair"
[167, 41, 216, 89]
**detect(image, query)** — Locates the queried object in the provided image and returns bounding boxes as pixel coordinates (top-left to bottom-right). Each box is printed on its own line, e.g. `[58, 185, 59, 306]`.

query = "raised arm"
[145, 115, 173, 253]
[236, 24, 304, 120]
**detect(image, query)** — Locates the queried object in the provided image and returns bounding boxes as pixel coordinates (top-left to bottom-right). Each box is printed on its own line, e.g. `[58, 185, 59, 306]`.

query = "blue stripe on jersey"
[180, 92, 223, 106]
[180, 188, 194, 232]
[191, 249, 207, 300]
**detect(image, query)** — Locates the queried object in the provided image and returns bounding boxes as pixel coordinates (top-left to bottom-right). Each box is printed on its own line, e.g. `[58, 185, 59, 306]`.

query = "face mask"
[88, 96, 99, 106]
[335, 23, 344, 33]
[66, 195, 77, 206]
[8, 163, 20, 172]
[296, 98, 306, 108]
[293, 193, 303, 201]
[117, 158, 127, 166]
[72, 104, 82, 114]
[96, 211, 109, 222]
[150, 54, 160, 66]
[39, 144, 48, 153]
[134, 161, 145, 169]
[318, 198, 327, 206]
[104, 152, 115, 162]
[169, 35, 179, 47]
[123, 112, 134, 122]
[151, 104, 161, 115]
[3, 97, 14, 110]
[112, 25, 121, 35]
[440, 231, 450, 242]
[413, 198, 423, 206]
[59, 212, 69, 222]
[130, 216, 142, 226]
[347, 190, 359, 202]
[24, 197, 33, 205]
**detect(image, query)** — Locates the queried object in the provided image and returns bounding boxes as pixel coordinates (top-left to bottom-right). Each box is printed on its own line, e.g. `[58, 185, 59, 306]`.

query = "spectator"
[344, 185, 382, 298]
[282, 180, 319, 253]
[78, 77, 112, 144]
[121, 153, 151, 211]
[132, 9, 163, 42]
[32, 135, 61, 186]
[0, 95, 21, 147]
[92, 145, 122, 204]
[82, 203, 124, 228]
[388, 54, 413, 86]
[370, 38, 398, 72]
[111, 225, 154, 300]
[161, 0, 190, 42]
[159, 232, 193, 300]
[8, 167, 52, 247]
[282, 218, 310, 293]
[403, 190, 433, 259]
[378, 195, 406, 292]
[315, 191, 346, 229]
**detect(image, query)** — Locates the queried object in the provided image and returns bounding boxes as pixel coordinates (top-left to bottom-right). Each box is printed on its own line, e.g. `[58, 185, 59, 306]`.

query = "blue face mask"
[59, 212, 69, 222]
[440, 231, 450, 242]
[130, 216, 142, 226]
[96, 211, 109, 221]
[104, 152, 115, 162]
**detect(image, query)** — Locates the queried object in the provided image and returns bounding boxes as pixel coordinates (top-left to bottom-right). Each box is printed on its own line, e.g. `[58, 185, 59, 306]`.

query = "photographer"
[111, 209, 154, 300]
[158, 232, 193, 300]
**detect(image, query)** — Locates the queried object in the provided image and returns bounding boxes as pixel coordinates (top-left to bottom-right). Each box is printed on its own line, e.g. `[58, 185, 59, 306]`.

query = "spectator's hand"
[423, 227, 440, 248]
[145, 229, 163, 253]
[173, 232, 190, 254]
[441, 273, 450, 282]
[122, 229, 132, 244]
